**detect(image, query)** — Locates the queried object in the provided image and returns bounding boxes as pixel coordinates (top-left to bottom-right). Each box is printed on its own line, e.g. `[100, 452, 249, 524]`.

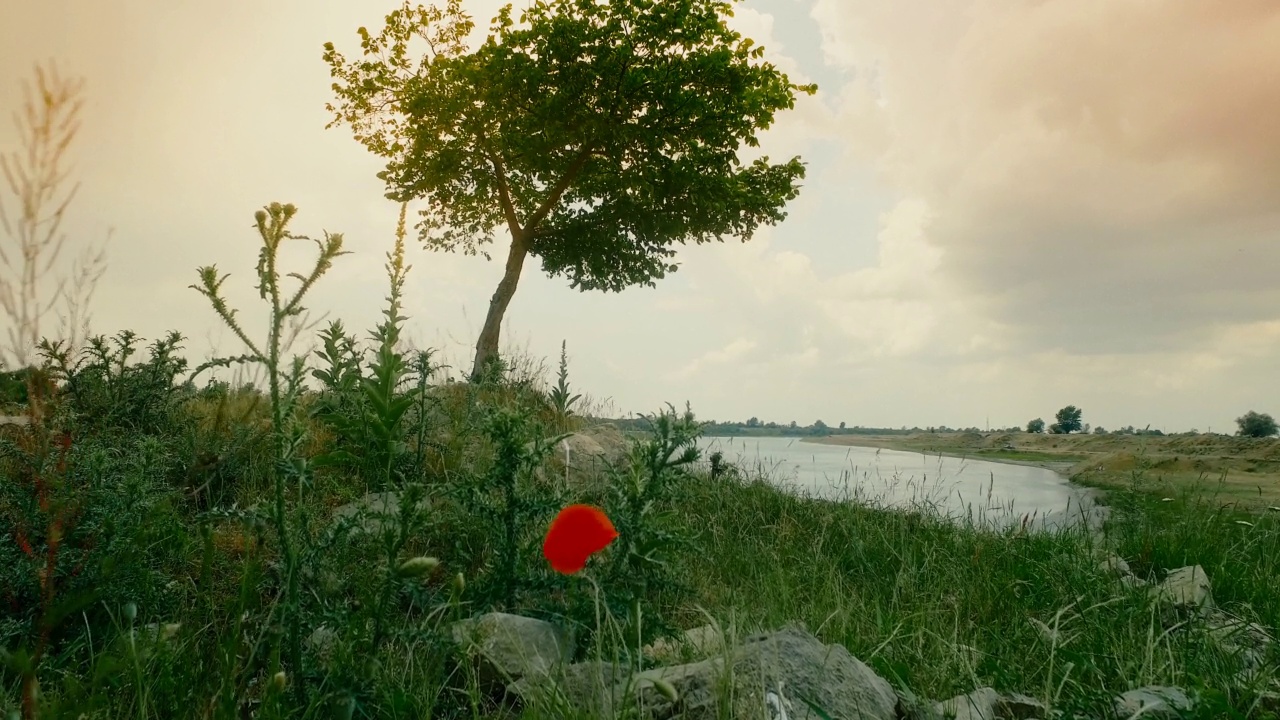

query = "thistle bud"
[123, 602, 137, 623]
[650, 678, 679, 703]
[272, 670, 287, 691]
[452, 572, 465, 594]
[396, 556, 440, 578]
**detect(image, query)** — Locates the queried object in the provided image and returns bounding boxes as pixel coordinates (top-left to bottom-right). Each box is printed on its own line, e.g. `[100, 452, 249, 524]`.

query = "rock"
[1149, 565, 1213, 615]
[633, 627, 898, 720]
[534, 423, 632, 489]
[897, 686, 944, 720]
[1096, 553, 1132, 578]
[307, 625, 339, 666]
[643, 623, 725, 664]
[934, 687, 1045, 720]
[1203, 609, 1273, 670]
[1113, 686, 1194, 719]
[509, 659, 637, 717]
[330, 491, 432, 538]
[451, 612, 574, 692]
[516, 626, 896, 720]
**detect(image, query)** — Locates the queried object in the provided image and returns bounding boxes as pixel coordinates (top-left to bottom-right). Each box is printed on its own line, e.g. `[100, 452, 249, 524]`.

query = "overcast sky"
[3, 0, 1278, 433]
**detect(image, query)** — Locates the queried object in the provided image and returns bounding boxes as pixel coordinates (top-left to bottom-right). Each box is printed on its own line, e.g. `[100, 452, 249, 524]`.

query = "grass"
[2, 201, 1278, 719]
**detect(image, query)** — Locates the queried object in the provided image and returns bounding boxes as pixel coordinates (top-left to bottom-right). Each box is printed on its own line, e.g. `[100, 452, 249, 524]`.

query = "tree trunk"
[471, 231, 530, 380]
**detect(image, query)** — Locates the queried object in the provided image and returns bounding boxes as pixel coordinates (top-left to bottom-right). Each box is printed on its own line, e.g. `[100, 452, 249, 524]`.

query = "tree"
[746, 416, 759, 428]
[325, 0, 817, 379]
[838, 421, 845, 429]
[1093, 426, 1107, 435]
[0, 61, 108, 369]
[1052, 405, 1083, 434]
[1026, 418, 1045, 433]
[1236, 411, 1278, 438]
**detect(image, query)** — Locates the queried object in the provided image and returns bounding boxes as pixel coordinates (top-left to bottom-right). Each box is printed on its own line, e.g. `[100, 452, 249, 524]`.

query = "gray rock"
[516, 627, 896, 720]
[633, 627, 898, 720]
[1114, 686, 1193, 719]
[643, 623, 726, 664]
[331, 491, 432, 538]
[451, 612, 574, 691]
[532, 423, 632, 489]
[1150, 565, 1213, 615]
[934, 687, 1045, 720]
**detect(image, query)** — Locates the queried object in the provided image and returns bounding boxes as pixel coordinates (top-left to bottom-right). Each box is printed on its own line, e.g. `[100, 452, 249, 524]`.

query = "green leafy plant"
[548, 340, 582, 433]
[309, 204, 425, 492]
[189, 202, 347, 704]
[592, 404, 703, 653]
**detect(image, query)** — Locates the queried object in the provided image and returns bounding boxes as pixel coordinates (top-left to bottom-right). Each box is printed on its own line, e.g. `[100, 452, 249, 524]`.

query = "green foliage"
[595, 403, 702, 653]
[23, 331, 194, 442]
[1051, 405, 1083, 434]
[1235, 410, 1278, 438]
[0, 365, 188, 718]
[325, 0, 815, 280]
[456, 403, 568, 609]
[309, 205, 428, 491]
[1026, 418, 1046, 434]
[548, 339, 582, 432]
[190, 201, 348, 704]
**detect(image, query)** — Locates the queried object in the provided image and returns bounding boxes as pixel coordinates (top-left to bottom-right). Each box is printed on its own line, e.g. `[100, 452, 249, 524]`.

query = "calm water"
[695, 436, 1104, 534]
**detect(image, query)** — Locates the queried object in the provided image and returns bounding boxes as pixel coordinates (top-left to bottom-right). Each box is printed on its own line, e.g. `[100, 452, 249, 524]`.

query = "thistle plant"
[189, 202, 347, 703]
[599, 403, 703, 650]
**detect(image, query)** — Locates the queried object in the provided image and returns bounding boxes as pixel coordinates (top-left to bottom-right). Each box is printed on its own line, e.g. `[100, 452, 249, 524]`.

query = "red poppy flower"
[543, 504, 618, 574]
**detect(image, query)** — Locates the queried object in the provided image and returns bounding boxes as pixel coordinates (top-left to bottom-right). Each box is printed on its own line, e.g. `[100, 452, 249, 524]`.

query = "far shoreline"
[794, 435, 1083, 478]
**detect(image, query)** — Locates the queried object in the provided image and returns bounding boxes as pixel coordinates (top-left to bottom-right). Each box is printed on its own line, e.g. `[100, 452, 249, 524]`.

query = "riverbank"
[807, 431, 1280, 513]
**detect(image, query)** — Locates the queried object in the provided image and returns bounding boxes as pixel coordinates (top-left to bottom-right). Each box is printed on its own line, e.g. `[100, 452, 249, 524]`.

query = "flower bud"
[396, 556, 440, 578]
[650, 678, 679, 703]
[272, 670, 287, 691]
[123, 602, 137, 623]
[452, 572, 466, 594]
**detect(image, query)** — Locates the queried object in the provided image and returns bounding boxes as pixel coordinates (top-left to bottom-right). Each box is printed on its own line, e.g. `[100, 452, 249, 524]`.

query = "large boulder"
[450, 612, 575, 693]
[533, 423, 632, 489]
[517, 626, 898, 720]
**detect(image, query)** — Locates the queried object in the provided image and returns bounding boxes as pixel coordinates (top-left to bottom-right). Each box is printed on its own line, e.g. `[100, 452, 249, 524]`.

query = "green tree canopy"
[1051, 405, 1083, 434]
[324, 0, 816, 377]
[1026, 418, 1045, 434]
[1236, 410, 1278, 438]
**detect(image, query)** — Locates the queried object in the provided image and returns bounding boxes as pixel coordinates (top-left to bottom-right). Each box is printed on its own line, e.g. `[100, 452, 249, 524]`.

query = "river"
[694, 436, 1105, 534]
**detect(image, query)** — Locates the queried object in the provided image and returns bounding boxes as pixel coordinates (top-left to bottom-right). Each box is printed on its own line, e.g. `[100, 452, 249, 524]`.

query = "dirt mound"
[982, 433, 1015, 448]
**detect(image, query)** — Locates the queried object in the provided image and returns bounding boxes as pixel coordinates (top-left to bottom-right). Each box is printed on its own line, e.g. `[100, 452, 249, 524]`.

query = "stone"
[632, 627, 898, 720]
[1113, 686, 1194, 719]
[331, 491, 433, 538]
[450, 612, 574, 691]
[1149, 565, 1213, 615]
[643, 623, 725, 664]
[934, 687, 1045, 720]
[532, 423, 632, 489]
[515, 627, 897, 720]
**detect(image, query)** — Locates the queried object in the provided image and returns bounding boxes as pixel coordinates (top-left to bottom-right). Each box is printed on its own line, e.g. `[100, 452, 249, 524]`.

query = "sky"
[2, 0, 1278, 434]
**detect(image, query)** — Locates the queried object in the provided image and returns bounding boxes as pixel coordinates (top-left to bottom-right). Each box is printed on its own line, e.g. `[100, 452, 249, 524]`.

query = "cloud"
[813, 0, 1280, 356]
[667, 338, 760, 381]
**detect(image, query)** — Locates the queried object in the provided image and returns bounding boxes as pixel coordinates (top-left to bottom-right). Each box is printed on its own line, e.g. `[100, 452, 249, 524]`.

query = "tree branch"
[485, 149, 524, 239]
[526, 143, 595, 232]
